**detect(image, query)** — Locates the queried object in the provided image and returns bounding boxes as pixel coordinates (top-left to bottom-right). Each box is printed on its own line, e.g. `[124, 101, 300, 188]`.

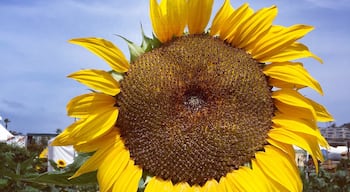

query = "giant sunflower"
[53, 0, 333, 191]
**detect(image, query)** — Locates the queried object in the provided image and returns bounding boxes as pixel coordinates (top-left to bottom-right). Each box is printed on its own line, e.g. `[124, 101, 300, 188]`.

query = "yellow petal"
[305, 97, 334, 122]
[231, 6, 277, 50]
[266, 137, 295, 159]
[70, 108, 118, 142]
[315, 128, 329, 148]
[210, 0, 234, 36]
[150, 0, 167, 42]
[255, 145, 302, 192]
[260, 42, 323, 63]
[218, 177, 234, 192]
[268, 78, 307, 90]
[145, 177, 173, 192]
[173, 182, 191, 192]
[150, 0, 187, 43]
[272, 114, 328, 146]
[255, 145, 302, 191]
[226, 167, 268, 191]
[68, 69, 120, 96]
[51, 119, 85, 146]
[166, 0, 187, 37]
[264, 62, 323, 95]
[201, 179, 219, 192]
[268, 128, 323, 172]
[113, 160, 143, 192]
[222, 4, 253, 42]
[70, 134, 119, 178]
[73, 128, 121, 152]
[69, 38, 130, 72]
[52, 107, 118, 146]
[252, 25, 314, 61]
[273, 113, 317, 131]
[272, 89, 316, 120]
[189, 185, 202, 192]
[227, 168, 255, 191]
[98, 146, 130, 192]
[67, 93, 116, 118]
[250, 160, 278, 191]
[187, 0, 214, 34]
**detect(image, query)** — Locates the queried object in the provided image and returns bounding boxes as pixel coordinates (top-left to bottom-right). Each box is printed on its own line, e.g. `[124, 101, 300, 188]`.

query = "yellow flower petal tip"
[68, 69, 120, 96]
[69, 38, 130, 73]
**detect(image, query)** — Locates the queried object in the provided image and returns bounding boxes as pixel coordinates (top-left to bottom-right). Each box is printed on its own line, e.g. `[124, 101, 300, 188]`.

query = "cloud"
[303, 0, 350, 9]
[1, 100, 26, 110]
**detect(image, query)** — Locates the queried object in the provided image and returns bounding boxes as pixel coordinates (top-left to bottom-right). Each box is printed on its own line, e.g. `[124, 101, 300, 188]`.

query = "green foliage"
[26, 152, 98, 191]
[0, 143, 98, 191]
[301, 159, 350, 192]
[0, 143, 46, 191]
[4, 141, 349, 191]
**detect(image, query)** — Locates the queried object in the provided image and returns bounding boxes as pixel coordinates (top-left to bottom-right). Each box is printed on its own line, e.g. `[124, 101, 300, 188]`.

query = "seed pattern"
[117, 34, 274, 186]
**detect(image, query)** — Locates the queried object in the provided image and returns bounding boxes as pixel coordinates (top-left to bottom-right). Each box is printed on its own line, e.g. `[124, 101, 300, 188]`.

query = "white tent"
[7, 135, 26, 147]
[47, 137, 76, 171]
[0, 123, 13, 142]
[325, 146, 348, 160]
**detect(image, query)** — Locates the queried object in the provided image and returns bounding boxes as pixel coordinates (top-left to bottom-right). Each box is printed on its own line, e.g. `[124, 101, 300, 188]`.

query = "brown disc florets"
[117, 34, 274, 186]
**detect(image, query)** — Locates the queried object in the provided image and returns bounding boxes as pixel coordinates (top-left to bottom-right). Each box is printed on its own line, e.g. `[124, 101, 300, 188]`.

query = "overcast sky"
[0, 0, 349, 134]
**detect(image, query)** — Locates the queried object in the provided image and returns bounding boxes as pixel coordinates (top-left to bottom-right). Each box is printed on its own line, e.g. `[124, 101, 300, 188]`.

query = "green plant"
[301, 159, 350, 192]
[0, 143, 46, 191]
[0, 143, 98, 191]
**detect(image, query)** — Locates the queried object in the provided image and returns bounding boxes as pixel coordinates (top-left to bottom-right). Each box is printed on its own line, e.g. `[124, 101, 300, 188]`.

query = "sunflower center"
[117, 34, 274, 186]
[183, 88, 206, 111]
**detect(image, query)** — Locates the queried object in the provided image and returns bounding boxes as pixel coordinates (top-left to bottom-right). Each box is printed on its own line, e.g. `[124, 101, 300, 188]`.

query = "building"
[320, 126, 350, 146]
[26, 133, 57, 151]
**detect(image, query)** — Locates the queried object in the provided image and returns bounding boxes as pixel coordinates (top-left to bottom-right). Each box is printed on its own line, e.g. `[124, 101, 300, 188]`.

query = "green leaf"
[0, 179, 8, 188]
[48, 159, 60, 171]
[24, 152, 97, 186]
[65, 152, 93, 171]
[22, 186, 41, 192]
[25, 170, 97, 186]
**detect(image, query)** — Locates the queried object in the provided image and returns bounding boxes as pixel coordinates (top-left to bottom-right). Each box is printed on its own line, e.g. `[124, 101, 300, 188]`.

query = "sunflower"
[56, 159, 67, 169]
[52, 0, 333, 191]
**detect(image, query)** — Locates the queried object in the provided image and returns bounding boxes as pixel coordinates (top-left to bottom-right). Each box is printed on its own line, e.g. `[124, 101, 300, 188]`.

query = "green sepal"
[109, 70, 124, 82]
[140, 24, 161, 52]
[137, 171, 153, 192]
[140, 25, 153, 52]
[117, 35, 144, 63]
[117, 25, 161, 63]
[151, 33, 161, 49]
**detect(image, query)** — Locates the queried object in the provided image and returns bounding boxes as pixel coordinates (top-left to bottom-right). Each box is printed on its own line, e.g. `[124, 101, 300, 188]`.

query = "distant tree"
[341, 123, 350, 129]
[3, 118, 10, 129]
[56, 128, 62, 134]
[9, 130, 23, 135]
[329, 123, 337, 128]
